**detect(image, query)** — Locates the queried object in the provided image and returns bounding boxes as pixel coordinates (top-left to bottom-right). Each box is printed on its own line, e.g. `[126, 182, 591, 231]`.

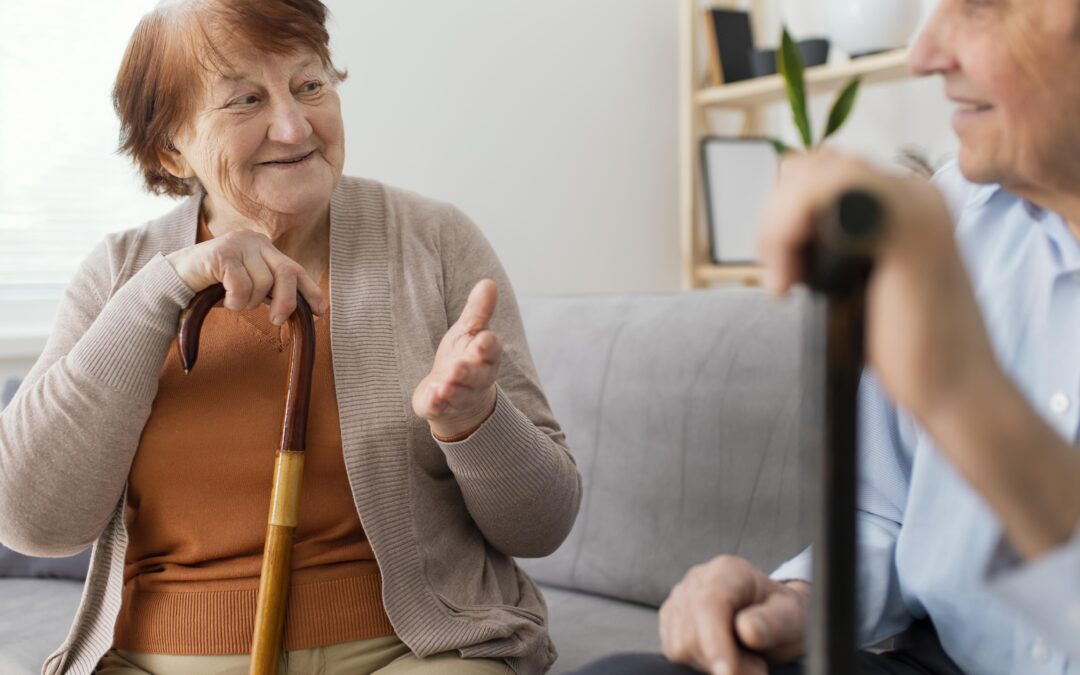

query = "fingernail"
[710, 658, 731, 675]
[271, 313, 283, 326]
[751, 614, 770, 643]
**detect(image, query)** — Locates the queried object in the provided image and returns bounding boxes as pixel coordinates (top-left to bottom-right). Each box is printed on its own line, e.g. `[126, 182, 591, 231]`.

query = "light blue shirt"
[772, 161, 1080, 674]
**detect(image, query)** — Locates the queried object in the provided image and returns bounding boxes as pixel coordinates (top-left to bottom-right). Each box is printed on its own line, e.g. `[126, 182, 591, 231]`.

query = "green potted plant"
[771, 26, 861, 154]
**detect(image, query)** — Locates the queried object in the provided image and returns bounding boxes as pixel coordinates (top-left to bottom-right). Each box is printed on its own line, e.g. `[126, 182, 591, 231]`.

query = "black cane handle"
[802, 189, 885, 297]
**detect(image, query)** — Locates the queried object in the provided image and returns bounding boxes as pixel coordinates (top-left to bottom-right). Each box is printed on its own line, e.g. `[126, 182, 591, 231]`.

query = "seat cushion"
[541, 585, 660, 674]
[0, 578, 83, 675]
[518, 290, 811, 608]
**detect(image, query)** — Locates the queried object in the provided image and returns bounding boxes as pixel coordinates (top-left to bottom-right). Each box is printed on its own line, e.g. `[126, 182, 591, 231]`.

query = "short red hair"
[113, 0, 347, 197]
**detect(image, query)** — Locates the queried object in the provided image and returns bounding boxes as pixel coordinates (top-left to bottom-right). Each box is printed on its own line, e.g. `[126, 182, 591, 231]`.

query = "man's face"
[910, 0, 1080, 194]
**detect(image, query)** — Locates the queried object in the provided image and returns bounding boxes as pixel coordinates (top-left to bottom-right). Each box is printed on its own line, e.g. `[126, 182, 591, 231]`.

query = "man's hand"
[660, 555, 809, 675]
[412, 279, 503, 441]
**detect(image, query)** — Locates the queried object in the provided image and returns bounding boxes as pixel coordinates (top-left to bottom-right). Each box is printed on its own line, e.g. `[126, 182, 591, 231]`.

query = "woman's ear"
[157, 138, 195, 179]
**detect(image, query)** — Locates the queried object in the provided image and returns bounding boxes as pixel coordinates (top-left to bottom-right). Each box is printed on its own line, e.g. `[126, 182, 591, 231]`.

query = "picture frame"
[699, 136, 779, 265]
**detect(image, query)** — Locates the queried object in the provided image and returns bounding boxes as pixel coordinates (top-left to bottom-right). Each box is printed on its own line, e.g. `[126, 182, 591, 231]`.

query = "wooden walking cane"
[801, 190, 885, 675]
[178, 284, 317, 675]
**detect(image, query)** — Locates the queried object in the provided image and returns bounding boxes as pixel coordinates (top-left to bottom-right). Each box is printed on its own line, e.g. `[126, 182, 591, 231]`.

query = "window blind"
[0, 1, 176, 289]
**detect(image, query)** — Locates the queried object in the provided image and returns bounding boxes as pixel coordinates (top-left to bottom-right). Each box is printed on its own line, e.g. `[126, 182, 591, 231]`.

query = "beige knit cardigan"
[0, 176, 581, 675]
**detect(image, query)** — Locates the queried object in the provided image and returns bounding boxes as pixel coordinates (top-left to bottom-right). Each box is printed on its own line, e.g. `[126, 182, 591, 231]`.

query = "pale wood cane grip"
[250, 523, 295, 675]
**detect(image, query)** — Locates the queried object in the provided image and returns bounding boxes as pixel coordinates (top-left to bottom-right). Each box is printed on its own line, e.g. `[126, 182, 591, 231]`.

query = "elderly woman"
[0, 1, 580, 674]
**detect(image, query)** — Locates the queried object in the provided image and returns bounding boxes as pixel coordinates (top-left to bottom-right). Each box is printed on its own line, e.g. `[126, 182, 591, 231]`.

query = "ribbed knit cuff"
[69, 254, 196, 401]
[436, 385, 559, 504]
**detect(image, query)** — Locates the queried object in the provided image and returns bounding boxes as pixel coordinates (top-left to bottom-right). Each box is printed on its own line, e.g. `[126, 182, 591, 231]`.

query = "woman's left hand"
[413, 279, 503, 441]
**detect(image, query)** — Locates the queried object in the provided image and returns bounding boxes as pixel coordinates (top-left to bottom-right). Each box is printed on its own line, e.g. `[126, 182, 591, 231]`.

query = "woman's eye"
[301, 81, 322, 94]
[230, 94, 260, 107]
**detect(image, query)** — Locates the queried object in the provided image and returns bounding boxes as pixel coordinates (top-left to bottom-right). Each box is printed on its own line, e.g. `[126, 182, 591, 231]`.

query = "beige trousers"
[95, 635, 512, 675]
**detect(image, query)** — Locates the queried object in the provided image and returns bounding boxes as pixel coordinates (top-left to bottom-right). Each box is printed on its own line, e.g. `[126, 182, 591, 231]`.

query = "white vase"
[826, 0, 922, 57]
[780, 0, 827, 39]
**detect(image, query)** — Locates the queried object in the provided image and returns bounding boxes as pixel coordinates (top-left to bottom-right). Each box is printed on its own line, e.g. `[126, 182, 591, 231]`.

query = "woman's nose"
[267, 99, 313, 145]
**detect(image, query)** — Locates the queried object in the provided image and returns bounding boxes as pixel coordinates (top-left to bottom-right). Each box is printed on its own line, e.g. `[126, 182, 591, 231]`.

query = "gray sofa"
[0, 288, 809, 674]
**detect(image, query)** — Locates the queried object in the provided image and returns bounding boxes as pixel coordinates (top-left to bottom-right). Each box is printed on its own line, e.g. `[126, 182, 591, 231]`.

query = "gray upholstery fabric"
[540, 584, 660, 674]
[0, 378, 92, 580]
[2, 377, 20, 407]
[517, 290, 810, 609]
[0, 579, 83, 675]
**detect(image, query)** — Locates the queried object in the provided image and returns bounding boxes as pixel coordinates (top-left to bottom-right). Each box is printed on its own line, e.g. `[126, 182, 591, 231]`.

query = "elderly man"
[576, 1, 1080, 674]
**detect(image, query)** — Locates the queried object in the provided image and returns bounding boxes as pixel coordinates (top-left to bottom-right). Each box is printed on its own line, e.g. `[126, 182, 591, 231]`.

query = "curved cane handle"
[176, 284, 317, 675]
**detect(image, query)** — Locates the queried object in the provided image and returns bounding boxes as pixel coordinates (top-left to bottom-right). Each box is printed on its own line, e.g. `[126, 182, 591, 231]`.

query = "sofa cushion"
[0, 578, 83, 675]
[518, 289, 810, 608]
[540, 584, 660, 674]
[0, 377, 92, 580]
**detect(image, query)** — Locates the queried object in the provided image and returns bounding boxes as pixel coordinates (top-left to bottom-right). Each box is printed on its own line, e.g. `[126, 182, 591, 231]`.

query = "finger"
[660, 594, 697, 669]
[456, 279, 498, 333]
[267, 263, 300, 326]
[734, 590, 807, 663]
[758, 151, 866, 296]
[243, 255, 275, 311]
[692, 600, 740, 675]
[220, 256, 253, 312]
[294, 266, 325, 315]
[414, 380, 448, 419]
[469, 331, 503, 365]
[262, 244, 324, 316]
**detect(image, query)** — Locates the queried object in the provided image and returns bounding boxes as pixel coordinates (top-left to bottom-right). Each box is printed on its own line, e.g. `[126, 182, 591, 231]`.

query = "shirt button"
[1050, 392, 1070, 414]
[1030, 638, 1051, 664]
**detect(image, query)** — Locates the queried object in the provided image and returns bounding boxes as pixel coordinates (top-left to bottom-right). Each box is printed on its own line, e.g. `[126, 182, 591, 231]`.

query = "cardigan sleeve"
[433, 207, 582, 558]
[0, 239, 194, 556]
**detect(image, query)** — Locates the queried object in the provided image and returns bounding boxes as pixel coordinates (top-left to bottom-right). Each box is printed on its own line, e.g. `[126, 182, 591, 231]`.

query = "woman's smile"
[257, 149, 316, 169]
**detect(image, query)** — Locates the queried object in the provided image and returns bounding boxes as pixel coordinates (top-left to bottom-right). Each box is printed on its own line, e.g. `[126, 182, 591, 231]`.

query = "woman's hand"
[413, 279, 503, 441]
[165, 229, 324, 325]
[758, 149, 1002, 425]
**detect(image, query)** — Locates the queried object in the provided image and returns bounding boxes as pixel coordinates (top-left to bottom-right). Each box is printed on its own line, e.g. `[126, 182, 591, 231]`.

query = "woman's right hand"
[165, 230, 324, 326]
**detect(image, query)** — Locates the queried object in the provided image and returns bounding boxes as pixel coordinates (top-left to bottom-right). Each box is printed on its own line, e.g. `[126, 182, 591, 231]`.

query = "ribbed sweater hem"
[113, 574, 394, 654]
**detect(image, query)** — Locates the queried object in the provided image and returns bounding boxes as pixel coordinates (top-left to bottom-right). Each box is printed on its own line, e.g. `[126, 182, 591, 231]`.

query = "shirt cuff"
[772, 546, 813, 583]
[986, 519, 1080, 659]
[434, 384, 558, 488]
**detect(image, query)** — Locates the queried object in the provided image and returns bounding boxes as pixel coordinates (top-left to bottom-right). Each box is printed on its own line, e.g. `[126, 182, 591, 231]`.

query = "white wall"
[325, 0, 682, 294]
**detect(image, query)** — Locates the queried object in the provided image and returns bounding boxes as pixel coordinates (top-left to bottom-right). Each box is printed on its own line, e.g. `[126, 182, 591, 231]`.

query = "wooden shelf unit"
[679, 0, 913, 289]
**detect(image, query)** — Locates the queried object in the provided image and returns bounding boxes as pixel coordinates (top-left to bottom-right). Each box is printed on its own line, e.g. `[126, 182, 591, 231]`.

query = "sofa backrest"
[517, 289, 811, 608]
[2, 377, 20, 408]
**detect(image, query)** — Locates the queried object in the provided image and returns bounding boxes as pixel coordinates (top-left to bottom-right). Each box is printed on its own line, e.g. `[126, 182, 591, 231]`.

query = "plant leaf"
[768, 137, 794, 155]
[823, 77, 862, 141]
[777, 27, 812, 149]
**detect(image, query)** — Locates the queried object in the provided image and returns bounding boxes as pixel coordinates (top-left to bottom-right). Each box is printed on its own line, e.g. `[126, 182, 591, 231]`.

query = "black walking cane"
[801, 190, 886, 675]
[177, 284, 317, 675]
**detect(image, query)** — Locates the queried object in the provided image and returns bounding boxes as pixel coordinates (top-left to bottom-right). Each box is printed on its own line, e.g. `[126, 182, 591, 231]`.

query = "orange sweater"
[113, 222, 394, 654]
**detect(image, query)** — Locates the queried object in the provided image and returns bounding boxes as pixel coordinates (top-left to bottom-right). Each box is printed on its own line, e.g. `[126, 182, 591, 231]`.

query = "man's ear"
[156, 138, 195, 179]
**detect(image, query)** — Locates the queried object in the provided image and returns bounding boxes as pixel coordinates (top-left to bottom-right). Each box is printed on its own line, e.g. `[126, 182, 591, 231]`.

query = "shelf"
[695, 49, 910, 109]
[695, 264, 763, 286]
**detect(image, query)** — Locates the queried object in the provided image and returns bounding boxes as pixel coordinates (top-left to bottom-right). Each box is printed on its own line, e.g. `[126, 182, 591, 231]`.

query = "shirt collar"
[970, 182, 1080, 274]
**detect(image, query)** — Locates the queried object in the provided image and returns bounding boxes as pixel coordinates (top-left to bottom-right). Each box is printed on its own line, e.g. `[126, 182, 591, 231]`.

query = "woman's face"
[909, 0, 1080, 195]
[166, 46, 345, 231]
